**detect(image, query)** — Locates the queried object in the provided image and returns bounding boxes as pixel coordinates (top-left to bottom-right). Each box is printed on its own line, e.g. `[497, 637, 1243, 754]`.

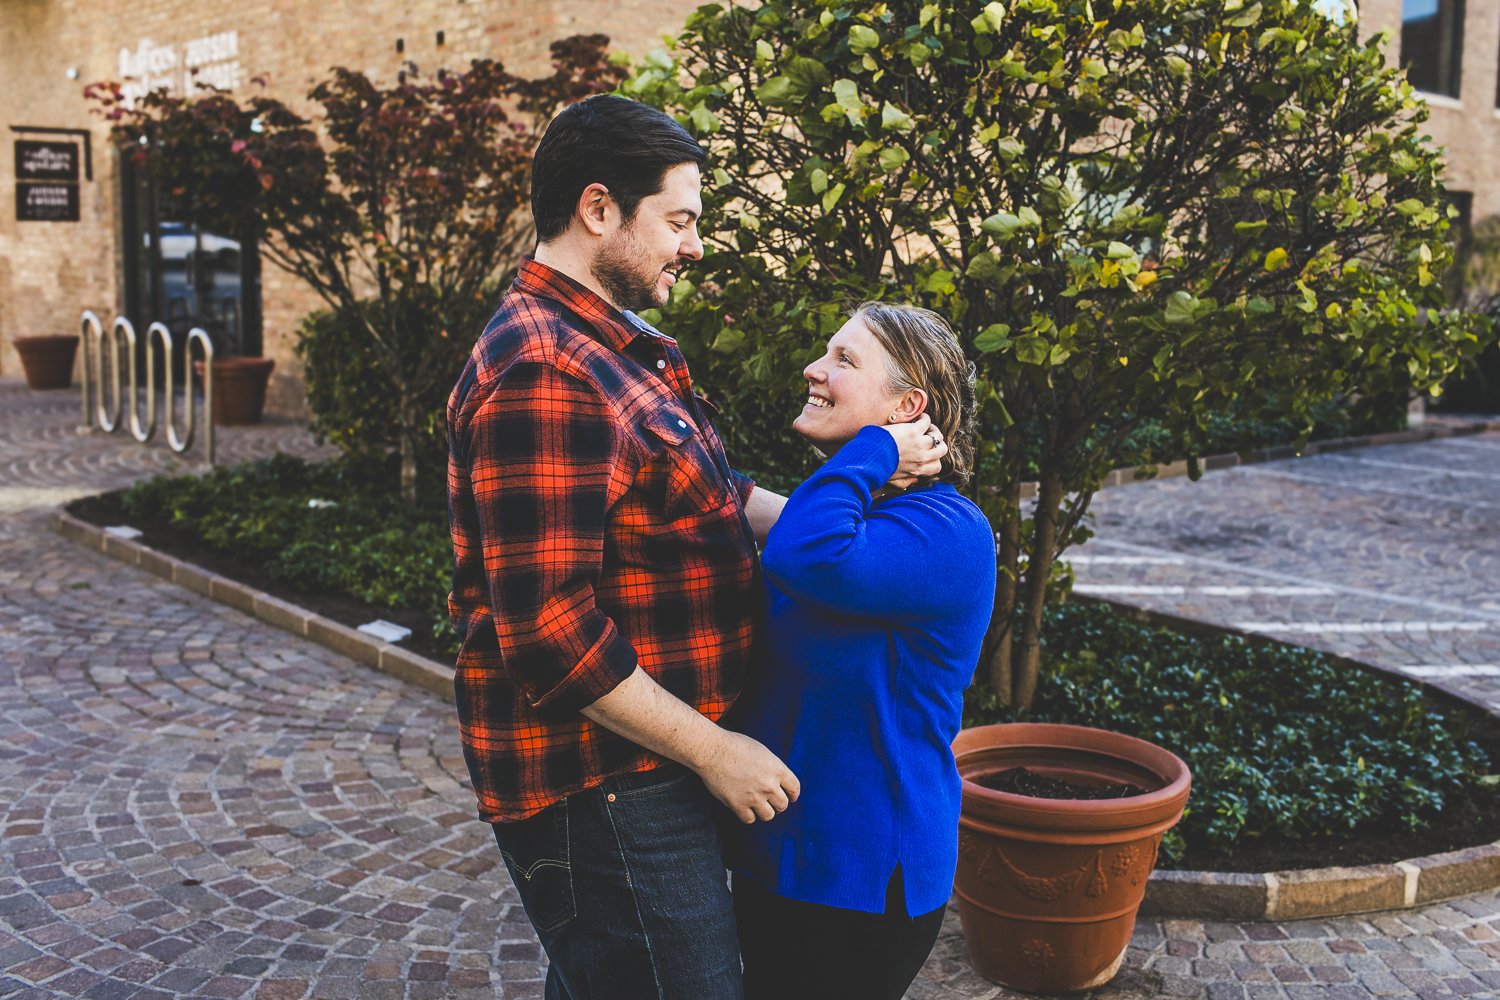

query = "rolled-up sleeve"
[461, 361, 640, 715]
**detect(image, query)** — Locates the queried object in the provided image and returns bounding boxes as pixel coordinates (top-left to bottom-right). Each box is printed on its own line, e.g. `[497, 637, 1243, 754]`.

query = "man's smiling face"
[592, 161, 704, 311]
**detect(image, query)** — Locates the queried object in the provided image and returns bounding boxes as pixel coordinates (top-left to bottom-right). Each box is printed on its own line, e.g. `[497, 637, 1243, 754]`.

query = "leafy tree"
[89, 37, 628, 502]
[629, 0, 1494, 709]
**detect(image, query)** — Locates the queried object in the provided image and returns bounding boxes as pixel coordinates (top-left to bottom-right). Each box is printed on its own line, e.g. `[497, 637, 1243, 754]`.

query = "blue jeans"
[491, 764, 743, 1000]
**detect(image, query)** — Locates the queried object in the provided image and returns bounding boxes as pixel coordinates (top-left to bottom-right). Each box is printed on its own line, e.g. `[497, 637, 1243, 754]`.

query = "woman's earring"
[888, 413, 899, 423]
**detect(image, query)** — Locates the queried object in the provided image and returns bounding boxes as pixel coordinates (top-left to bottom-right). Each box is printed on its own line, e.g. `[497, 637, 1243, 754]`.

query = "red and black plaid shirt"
[446, 259, 759, 823]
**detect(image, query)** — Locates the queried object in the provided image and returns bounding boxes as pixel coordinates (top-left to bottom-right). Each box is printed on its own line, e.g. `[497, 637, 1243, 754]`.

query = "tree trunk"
[1013, 467, 1064, 711]
[983, 443, 1023, 704]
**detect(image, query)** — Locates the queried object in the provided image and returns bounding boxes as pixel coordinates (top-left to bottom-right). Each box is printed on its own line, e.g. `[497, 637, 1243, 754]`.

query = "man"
[446, 95, 946, 999]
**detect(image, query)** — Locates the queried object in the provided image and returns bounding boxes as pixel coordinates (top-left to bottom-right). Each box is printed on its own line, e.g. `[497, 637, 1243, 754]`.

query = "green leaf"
[964, 252, 1002, 283]
[712, 168, 732, 188]
[809, 168, 829, 195]
[1106, 241, 1135, 260]
[974, 323, 1011, 353]
[981, 211, 1021, 237]
[848, 25, 881, 55]
[1164, 54, 1190, 78]
[970, 2, 1005, 35]
[1164, 291, 1200, 325]
[689, 103, 720, 134]
[832, 78, 861, 110]
[1016, 206, 1042, 229]
[755, 76, 793, 105]
[644, 48, 674, 71]
[881, 103, 914, 132]
[994, 135, 1025, 160]
[1264, 247, 1288, 271]
[1013, 335, 1048, 365]
[878, 145, 910, 174]
[755, 40, 775, 64]
[1226, 2, 1263, 27]
[821, 181, 847, 212]
[710, 326, 746, 353]
[1233, 220, 1268, 236]
[1394, 198, 1426, 216]
[1080, 58, 1108, 80]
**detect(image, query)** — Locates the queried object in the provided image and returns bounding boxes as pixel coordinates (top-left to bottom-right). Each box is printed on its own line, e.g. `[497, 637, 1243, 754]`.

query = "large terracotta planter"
[194, 356, 275, 425]
[14, 334, 80, 389]
[952, 723, 1191, 994]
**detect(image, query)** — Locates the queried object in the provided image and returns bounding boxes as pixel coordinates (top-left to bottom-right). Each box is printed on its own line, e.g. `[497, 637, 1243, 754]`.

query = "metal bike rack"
[78, 309, 215, 465]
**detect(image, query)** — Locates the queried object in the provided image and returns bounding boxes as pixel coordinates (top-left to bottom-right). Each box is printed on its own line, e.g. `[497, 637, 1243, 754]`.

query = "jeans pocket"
[494, 802, 576, 933]
[612, 763, 692, 800]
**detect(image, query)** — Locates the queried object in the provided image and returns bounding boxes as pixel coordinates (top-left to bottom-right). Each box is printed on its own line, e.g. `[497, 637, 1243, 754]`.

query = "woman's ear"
[890, 387, 928, 423]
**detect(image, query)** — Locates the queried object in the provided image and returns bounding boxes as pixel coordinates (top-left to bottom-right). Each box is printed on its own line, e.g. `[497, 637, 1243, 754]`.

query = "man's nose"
[682, 229, 704, 261]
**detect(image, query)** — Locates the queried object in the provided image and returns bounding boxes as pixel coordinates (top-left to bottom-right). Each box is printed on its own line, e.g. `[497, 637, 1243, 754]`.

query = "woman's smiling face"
[794, 317, 905, 454]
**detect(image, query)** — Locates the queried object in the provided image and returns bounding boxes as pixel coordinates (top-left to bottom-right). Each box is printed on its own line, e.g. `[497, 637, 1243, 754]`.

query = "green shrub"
[966, 601, 1494, 867]
[122, 455, 457, 652]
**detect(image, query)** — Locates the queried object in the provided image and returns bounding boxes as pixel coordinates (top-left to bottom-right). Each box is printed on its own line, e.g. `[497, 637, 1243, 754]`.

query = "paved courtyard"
[2, 377, 1499, 999]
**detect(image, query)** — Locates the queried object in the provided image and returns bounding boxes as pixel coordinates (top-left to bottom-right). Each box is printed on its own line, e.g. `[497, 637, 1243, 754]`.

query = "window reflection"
[1402, 0, 1465, 99]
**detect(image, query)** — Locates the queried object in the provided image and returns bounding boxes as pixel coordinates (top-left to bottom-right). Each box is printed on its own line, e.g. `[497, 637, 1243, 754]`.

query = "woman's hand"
[879, 415, 948, 489]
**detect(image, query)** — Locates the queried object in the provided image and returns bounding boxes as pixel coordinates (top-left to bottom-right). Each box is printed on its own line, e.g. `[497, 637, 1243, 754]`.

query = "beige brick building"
[1359, 0, 1500, 229]
[0, 0, 699, 413]
[3, 1, 1498, 414]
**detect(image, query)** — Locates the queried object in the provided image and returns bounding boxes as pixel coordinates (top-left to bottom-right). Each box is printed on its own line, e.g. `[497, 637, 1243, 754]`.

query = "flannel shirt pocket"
[641, 407, 733, 520]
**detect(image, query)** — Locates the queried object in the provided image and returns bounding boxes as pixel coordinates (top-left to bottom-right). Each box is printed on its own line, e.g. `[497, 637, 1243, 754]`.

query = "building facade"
[3, 1, 1498, 412]
[1360, 0, 1500, 233]
[0, 0, 698, 413]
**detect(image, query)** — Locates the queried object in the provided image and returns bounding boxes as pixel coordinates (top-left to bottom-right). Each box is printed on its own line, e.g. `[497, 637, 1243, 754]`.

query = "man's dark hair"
[531, 95, 708, 243]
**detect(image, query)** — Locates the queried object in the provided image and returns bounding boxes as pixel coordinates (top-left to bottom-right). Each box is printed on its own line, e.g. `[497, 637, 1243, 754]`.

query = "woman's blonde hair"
[854, 301, 978, 486]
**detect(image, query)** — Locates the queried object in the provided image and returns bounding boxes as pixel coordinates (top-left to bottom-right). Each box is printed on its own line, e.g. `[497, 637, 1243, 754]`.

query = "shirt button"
[656, 359, 667, 370]
[607, 793, 617, 803]
[677, 419, 688, 429]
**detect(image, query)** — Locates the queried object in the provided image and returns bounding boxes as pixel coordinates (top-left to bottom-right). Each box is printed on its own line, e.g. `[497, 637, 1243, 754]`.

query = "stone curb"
[51, 507, 1500, 923]
[1015, 416, 1500, 500]
[49, 508, 455, 702]
[1080, 594, 1500, 921]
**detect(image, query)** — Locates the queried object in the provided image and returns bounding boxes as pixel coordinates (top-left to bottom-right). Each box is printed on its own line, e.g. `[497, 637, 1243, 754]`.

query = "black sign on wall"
[15, 140, 81, 222]
[17, 182, 79, 222]
[16, 140, 80, 182]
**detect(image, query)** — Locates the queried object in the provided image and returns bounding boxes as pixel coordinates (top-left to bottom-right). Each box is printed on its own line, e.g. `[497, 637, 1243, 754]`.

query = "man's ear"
[891, 388, 928, 423]
[577, 182, 613, 237]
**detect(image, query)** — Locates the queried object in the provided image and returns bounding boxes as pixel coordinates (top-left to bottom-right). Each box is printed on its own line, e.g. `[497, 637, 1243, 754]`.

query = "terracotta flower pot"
[952, 723, 1191, 994]
[194, 356, 275, 425]
[14, 334, 80, 390]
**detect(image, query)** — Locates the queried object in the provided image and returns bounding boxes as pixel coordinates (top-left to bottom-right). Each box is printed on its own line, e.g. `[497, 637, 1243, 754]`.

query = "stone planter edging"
[50, 507, 453, 701]
[51, 506, 1500, 922]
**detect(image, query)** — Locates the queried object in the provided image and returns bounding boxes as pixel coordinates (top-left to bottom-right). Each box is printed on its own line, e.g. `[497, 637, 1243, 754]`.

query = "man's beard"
[594, 227, 673, 312]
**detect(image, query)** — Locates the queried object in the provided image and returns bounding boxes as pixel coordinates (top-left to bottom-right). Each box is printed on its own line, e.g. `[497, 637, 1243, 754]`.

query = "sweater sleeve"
[761, 425, 983, 620]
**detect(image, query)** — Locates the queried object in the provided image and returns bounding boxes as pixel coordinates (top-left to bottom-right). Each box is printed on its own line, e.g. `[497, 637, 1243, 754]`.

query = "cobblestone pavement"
[2, 378, 1499, 999]
[1077, 431, 1500, 715]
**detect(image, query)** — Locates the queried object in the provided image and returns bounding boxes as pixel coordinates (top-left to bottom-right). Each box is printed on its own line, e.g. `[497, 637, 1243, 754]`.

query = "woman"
[726, 302, 997, 999]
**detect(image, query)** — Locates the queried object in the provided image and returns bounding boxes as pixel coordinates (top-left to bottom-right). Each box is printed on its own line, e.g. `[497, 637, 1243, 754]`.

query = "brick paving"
[2, 377, 1499, 999]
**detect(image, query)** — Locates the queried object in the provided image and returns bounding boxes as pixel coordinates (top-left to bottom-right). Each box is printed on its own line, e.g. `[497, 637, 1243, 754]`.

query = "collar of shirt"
[514, 257, 677, 354]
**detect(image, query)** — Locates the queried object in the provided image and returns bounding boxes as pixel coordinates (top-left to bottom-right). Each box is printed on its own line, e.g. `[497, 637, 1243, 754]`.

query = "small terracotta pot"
[14, 334, 80, 390]
[194, 356, 275, 425]
[952, 723, 1191, 994]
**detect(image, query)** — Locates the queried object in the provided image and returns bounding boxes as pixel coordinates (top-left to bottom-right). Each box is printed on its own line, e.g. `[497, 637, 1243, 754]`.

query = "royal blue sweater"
[725, 426, 997, 916]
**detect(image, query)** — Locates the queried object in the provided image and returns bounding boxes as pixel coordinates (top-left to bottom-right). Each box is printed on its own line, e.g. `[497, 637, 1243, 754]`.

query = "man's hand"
[580, 668, 798, 824]
[880, 414, 948, 489]
[694, 730, 802, 824]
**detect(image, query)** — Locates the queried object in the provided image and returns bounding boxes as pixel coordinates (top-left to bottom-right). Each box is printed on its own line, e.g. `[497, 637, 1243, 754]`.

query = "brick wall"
[1360, 0, 1500, 222]
[0, 0, 699, 412]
